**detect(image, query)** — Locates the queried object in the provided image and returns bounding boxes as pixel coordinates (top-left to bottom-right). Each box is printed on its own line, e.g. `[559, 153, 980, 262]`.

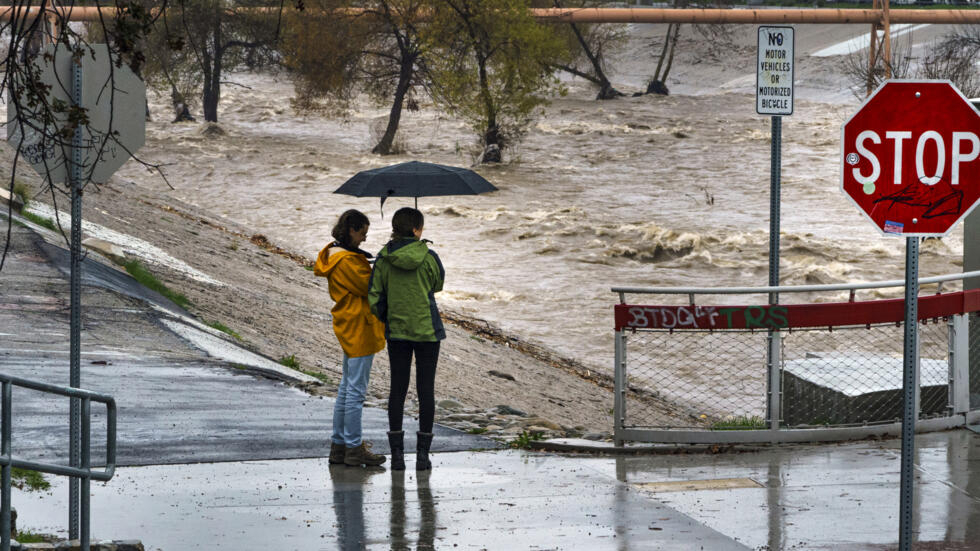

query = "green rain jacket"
[368, 238, 446, 342]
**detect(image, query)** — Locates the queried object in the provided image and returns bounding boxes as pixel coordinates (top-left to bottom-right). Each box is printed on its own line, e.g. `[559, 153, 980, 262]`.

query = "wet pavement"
[0, 214, 494, 467]
[7, 429, 980, 550]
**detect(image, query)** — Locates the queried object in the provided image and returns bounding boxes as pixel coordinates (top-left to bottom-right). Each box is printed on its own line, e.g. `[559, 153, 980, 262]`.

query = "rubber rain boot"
[416, 431, 433, 471]
[388, 430, 406, 471]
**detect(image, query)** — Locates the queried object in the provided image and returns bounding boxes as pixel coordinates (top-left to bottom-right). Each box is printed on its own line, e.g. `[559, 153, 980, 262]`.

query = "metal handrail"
[613, 269, 980, 301]
[0, 373, 116, 551]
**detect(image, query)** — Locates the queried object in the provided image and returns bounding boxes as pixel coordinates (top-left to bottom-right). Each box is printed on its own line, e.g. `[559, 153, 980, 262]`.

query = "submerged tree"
[137, 0, 282, 123]
[839, 32, 913, 99]
[281, 0, 429, 155]
[645, 0, 734, 96]
[547, 0, 626, 100]
[918, 27, 980, 98]
[425, 0, 566, 163]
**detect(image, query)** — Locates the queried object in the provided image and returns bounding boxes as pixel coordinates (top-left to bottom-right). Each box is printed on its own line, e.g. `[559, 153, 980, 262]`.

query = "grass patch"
[14, 529, 48, 543]
[303, 265, 314, 271]
[298, 369, 334, 385]
[232, 364, 248, 370]
[21, 211, 58, 232]
[278, 356, 335, 384]
[207, 320, 242, 340]
[711, 415, 767, 431]
[122, 259, 191, 309]
[467, 427, 488, 435]
[12, 182, 30, 207]
[507, 430, 543, 449]
[12, 468, 50, 492]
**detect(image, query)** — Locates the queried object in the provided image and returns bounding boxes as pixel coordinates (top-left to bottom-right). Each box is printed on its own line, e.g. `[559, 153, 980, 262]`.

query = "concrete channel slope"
[0, 216, 494, 466]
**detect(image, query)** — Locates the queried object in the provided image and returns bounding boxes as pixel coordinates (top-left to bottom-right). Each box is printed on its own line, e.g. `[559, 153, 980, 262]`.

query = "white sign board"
[7, 43, 146, 185]
[757, 26, 794, 116]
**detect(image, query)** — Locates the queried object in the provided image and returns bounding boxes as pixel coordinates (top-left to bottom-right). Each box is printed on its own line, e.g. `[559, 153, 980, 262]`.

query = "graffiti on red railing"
[614, 289, 980, 331]
[618, 305, 789, 330]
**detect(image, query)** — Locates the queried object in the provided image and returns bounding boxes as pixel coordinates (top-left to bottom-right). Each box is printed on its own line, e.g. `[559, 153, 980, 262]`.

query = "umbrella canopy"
[334, 161, 498, 203]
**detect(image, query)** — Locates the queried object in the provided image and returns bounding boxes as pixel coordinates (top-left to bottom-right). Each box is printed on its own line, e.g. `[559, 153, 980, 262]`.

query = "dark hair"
[391, 207, 424, 239]
[331, 209, 370, 249]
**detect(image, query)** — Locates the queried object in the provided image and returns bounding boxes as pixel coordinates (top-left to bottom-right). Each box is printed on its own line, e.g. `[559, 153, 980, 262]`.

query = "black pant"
[387, 340, 440, 434]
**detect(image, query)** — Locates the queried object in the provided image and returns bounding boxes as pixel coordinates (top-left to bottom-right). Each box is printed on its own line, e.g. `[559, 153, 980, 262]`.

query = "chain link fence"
[623, 329, 767, 430]
[971, 311, 980, 409]
[622, 319, 954, 431]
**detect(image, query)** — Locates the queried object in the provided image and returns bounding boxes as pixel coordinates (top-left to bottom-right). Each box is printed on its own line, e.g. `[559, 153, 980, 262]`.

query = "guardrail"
[612, 270, 980, 445]
[0, 373, 116, 551]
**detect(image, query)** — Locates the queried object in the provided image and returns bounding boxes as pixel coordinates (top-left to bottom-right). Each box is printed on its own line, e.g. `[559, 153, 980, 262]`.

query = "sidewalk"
[9, 430, 980, 550]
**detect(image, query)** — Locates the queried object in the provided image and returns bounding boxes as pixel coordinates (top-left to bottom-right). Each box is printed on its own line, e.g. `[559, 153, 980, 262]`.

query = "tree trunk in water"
[481, 124, 502, 163]
[652, 23, 673, 83]
[372, 55, 415, 155]
[661, 23, 682, 84]
[477, 51, 501, 163]
[203, 80, 219, 122]
[559, 7, 621, 100]
[202, 24, 223, 123]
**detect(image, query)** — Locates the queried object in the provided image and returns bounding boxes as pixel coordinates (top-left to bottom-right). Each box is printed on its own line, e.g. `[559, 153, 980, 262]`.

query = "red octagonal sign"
[841, 80, 980, 236]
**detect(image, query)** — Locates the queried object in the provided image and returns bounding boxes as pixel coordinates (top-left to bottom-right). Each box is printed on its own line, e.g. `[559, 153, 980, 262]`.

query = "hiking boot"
[416, 431, 433, 471]
[344, 441, 386, 467]
[388, 430, 406, 471]
[329, 442, 346, 465]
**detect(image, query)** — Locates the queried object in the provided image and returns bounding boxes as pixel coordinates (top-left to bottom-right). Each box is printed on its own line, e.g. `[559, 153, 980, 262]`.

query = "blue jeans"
[332, 353, 374, 448]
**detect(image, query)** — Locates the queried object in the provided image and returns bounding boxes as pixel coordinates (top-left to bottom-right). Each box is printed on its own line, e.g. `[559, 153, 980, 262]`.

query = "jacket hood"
[378, 238, 429, 270]
[314, 244, 365, 277]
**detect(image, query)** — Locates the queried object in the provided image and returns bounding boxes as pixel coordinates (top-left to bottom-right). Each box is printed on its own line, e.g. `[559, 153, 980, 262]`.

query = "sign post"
[7, 43, 145, 546]
[841, 80, 980, 551]
[757, 26, 794, 437]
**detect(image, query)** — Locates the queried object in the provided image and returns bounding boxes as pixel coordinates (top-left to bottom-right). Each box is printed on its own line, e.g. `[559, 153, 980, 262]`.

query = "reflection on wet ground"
[329, 466, 436, 551]
[11, 430, 980, 550]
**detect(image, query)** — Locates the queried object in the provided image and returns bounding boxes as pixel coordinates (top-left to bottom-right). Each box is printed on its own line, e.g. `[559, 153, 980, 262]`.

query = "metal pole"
[899, 236, 920, 551]
[767, 115, 782, 429]
[614, 330, 625, 447]
[68, 49, 83, 541]
[768, 115, 781, 303]
[81, 398, 90, 551]
[1, 383, 11, 551]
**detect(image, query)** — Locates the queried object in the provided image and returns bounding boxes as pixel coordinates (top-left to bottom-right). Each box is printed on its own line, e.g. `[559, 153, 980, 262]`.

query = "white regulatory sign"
[757, 26, 794, 116]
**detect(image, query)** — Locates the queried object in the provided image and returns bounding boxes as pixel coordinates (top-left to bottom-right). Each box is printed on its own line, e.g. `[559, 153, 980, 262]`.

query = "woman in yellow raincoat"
[315, 210, 387, 467]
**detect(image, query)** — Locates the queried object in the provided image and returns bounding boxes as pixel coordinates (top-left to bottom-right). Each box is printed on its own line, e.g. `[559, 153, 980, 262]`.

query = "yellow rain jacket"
[314, 244, 386, 358]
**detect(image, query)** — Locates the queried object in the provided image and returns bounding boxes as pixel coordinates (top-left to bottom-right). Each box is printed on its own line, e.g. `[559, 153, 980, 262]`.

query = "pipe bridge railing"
[612, 270, 980, 445]
[0, 373, 116, 551]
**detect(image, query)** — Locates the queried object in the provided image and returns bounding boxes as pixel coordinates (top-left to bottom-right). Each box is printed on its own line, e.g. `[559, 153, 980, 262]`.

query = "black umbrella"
[334, 161, 498, 214]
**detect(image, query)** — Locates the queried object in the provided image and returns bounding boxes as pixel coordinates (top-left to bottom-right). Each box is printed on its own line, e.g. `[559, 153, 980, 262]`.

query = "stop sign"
[7, 43, 145, 185]
[841, 80, 980, 236]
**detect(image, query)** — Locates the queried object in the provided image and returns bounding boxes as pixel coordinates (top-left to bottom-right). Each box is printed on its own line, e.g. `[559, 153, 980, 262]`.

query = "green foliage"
[21, 211, 58, 232]
[507, 430, 544, 449]
[281, 1, 428, 153]
[298, 368, 334, 385]
[424, 0, 567, 158]
[467, 427, 488, 435]
[11, 182, 30, 207]
[14, 529, 48, 543]
[12, 468, 50, 492]
[134, 0, 283, 122]
[711, 416, 767, 431]
[279, 354, 300, 368]
[207, 320, 242, 340]
[122, 259, 192, 309]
